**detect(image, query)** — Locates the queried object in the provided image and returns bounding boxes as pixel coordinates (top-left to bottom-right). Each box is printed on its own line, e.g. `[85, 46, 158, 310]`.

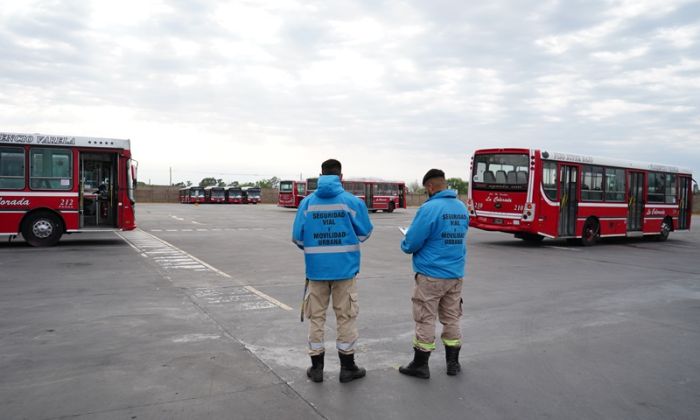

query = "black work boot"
[306, 352, 324, 383]
[338, 353, 366, 383]
[445, 345, 461, 376]
[399, 347, 431, 379]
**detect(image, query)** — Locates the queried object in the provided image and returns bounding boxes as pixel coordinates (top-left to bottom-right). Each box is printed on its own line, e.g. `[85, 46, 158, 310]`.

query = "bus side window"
[542, 161, 557, 200]
[0, 147, 25, 189]
[30, 148, 72, 190]
[604, 168, 625, 201]
[647, 173, 665, 203]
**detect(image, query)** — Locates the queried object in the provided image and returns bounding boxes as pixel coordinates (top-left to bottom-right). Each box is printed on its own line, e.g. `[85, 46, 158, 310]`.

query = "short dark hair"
[321, 159, 342, 176]
[422, 168, 445, 186]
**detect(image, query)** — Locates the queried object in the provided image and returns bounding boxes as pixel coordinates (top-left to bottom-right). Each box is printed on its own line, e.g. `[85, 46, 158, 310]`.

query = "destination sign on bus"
[0, 133, 76, 145]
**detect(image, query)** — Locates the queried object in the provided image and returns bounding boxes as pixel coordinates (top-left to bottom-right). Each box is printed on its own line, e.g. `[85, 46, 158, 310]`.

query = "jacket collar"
[427, 189, 458, 201]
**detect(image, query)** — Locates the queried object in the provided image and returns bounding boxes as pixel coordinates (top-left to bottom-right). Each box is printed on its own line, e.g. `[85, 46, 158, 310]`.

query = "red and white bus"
[278, 180, 306, 208]
[225, 186, 243, 204]
[467, 148, 694, 245]
[179, 186, 205, 204]
[342, 180, 407, 212]
[0, 132, 137, 246]
[243, 187, 261, 204]
[204, 186, 226, 203]
[306, 177, 318, 196]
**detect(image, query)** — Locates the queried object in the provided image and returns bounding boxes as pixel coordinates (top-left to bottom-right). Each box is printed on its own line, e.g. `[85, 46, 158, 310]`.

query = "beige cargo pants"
[304, 278, 359, 356]
[412, 273, 463, 352]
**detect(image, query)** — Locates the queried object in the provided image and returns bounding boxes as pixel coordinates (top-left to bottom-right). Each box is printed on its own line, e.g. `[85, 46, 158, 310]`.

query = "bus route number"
[59, 199, 75, 208]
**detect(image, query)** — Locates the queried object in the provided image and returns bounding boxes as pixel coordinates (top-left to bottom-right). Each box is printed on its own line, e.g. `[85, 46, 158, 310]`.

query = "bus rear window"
[280, 182, 293, 192]
[472, 154, 529, 191]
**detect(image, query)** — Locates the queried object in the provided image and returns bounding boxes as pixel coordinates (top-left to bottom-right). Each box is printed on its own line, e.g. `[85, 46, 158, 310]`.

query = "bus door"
[364, 183, 373, 209]
[398, 186, 406, 208]
[627, 171, 645, 232]
[80, 152, 117, 228]
[678, 176, 691, 230]
[558, 165, 578, 237]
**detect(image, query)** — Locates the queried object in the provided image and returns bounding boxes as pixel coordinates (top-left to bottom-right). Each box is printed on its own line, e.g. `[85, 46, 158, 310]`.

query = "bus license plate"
[494, 218, 503, 224]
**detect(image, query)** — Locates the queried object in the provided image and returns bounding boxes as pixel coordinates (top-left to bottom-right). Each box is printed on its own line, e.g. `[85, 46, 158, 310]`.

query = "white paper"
[398, 227, 408, 236]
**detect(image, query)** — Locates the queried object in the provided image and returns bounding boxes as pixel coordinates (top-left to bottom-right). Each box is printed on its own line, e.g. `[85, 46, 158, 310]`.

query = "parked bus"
[342, 179, 407, 212]
[244, 187, 261, 204]
[467, 148, 694, 245]
[0, 132, 137, 246]
[226, 186, 243, 204]
[278, 180, 306, 208]
[306, 177, 318, 196]
[204, 186, 226, 203]
[179, 186, 205, 204]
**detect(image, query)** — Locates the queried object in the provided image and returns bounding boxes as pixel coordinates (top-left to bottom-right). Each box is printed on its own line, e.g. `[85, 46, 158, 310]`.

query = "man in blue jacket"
[292, 159, 373, 383]
[399, 169, 468, 379]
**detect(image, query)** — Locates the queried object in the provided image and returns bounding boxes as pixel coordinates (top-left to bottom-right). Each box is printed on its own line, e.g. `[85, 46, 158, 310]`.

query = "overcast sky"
[1, 0, 698, 185]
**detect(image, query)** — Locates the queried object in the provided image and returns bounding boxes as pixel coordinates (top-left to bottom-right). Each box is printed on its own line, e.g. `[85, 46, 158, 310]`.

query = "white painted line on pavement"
[547, 246, 580, 252]
[244, 286, 293, 311]
[116, 229, 293, 312]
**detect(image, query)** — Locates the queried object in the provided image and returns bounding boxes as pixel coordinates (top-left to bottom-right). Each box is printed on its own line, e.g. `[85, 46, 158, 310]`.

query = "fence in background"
[135, 185, 699, 212]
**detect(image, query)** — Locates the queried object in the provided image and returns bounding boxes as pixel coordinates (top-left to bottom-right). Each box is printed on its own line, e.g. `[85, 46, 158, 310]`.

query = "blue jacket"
[401, 189, 468, 279]
[292, 175, 373, 281]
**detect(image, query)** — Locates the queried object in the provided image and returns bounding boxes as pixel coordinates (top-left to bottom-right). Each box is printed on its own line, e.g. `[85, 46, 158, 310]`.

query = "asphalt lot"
[1, 203, 699, 420]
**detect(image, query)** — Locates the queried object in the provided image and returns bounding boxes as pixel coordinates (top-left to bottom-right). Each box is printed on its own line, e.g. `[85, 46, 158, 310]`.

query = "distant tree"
[408, 181, 425, 194]
[256, 176, 280, 189]
[136, 181, 148, 187]
[447, 177, 469, 195]
[228, 181, 239, 187]
[199, 177, 218, 187]
[240, 182, 255, 187]
[186, 180, 192, 187]
[217, 179, 226, 187]
[173, 181, 186, 187]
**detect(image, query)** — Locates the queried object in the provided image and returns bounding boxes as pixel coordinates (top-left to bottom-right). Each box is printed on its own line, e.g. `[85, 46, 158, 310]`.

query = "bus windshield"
[472, 153, 529, 191]
[279, 182, 293, 192]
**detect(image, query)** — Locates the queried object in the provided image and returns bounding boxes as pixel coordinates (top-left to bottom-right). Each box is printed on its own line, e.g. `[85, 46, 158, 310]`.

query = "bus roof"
[541, 150, 693, 175]
[344, 178, 405, 184]
[473, 148, 692, 175]
[0, 132, 131, 150]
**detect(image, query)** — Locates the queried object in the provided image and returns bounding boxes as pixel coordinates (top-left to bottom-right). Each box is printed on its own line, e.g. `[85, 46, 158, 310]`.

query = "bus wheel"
[581, 219, 600, 247]
[657, 218, 672, 242]
[385, 202, 395, 213]
[22, 211, 64, 247]
[370, 209, 378, 213]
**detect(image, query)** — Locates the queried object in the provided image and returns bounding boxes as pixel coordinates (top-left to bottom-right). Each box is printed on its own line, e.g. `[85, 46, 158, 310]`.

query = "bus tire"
[386, 202, 395, 213]
[21, 211, 64, 247]
[370, 209, 378, 213]
[657, 218, 672, 242]
[581, 218, 600, 247]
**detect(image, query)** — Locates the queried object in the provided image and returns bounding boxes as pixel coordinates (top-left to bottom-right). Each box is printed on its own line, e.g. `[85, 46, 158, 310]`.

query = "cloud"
[0, 0, 698, 183]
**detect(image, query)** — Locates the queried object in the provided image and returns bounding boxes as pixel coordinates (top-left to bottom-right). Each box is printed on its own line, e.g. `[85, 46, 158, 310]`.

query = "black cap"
[422, 169, 445, 186]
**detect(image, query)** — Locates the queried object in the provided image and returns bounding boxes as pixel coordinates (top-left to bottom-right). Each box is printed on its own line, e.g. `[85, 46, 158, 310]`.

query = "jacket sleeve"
[291, 198, 308, 249]
[401, 206, 432, 254]
[350, 198, 373, 242]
